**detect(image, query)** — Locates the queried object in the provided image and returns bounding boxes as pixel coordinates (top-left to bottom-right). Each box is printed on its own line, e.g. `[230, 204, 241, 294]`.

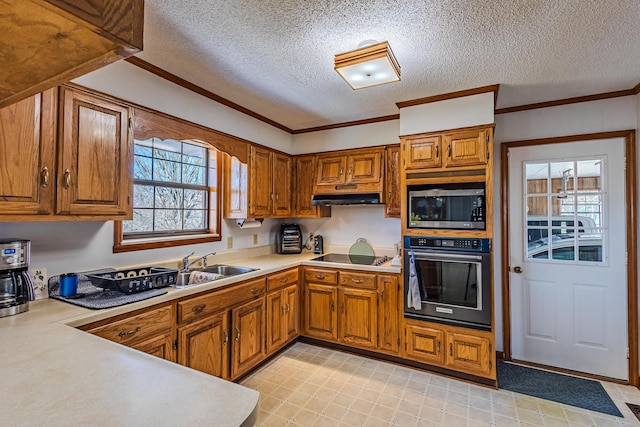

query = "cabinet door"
[266, 290, 285, 354]
[223, 154, 248, 219]
[304, 283, 338, 340]
[378, 275, 400, 354]
[231, 298, 266, 379]
[294, 154, 318, 216]
[443, 129, 488, 168]
[57, 87, 132, 217]
[316, 154, 346, 186]
[272, 152, 292, 216]
[338, 287, 377, 349]
[384, 146, 401, 218]
[346, 149, 382, 184]
[284, 284, 299, 342]
[178, 312, 229, 379]
[249, 145, 272, 216]
[404, 136, 442, 170]
[404, 324, 445, 365]
[445, 331, 493, 377]
[0, 89, 56, 216]
[133, 333, 176, 363]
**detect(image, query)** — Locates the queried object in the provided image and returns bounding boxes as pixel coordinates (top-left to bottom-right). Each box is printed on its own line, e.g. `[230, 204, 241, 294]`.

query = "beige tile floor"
[241, 343, 640, 427]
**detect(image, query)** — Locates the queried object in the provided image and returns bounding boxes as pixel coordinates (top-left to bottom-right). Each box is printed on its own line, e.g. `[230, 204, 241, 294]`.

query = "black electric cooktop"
[311, 253, 391, 266]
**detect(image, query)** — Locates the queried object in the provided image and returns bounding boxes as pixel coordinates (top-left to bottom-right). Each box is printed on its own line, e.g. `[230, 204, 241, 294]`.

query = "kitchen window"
[113, 137, 222, 252]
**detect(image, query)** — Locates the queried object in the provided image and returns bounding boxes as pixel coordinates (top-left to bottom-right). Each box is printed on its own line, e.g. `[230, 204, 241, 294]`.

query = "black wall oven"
[404, 236, 491, 330]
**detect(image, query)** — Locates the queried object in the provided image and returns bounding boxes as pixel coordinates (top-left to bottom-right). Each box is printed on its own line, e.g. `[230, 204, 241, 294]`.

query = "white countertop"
[0, 251, 401, 426]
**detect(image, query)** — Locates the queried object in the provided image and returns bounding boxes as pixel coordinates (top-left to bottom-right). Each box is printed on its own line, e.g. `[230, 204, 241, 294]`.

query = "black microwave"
[407, 182, 485, 230]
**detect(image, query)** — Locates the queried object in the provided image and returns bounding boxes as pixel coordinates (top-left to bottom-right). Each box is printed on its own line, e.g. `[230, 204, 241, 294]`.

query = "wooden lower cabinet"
[304, 283, 338, 341]
[378, 274, 401, 354]
[231, 298, 266, 379]
[404, 319, 495, 379]
[267, 284, 299, 354]
[338, 287, 377, 349]
[303, 267, 401, 355]
[81, 302, 175, 362]
[177, 311, 229, 379]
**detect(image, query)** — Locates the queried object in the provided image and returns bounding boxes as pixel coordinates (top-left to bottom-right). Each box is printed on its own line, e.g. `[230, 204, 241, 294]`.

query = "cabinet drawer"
[267, 268, 299, 291]
[88, 304, 174, 347]
[304, 268, 338, 285]
[339, 271, 376, 289]
[178, 278, 266, 324]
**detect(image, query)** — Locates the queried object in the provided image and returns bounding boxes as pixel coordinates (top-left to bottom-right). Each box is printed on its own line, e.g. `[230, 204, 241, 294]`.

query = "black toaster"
[276, 224, 302, 254]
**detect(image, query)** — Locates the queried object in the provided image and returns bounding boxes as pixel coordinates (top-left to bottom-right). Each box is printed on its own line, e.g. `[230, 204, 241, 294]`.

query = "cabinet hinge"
[172, 340, 177, 351]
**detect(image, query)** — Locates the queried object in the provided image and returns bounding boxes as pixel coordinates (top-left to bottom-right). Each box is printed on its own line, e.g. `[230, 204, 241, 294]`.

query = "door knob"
[512, 266, 523, 274]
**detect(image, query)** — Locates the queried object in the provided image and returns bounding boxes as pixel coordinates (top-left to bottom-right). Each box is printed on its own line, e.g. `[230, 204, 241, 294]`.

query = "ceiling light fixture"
[334, 40, 400, 90]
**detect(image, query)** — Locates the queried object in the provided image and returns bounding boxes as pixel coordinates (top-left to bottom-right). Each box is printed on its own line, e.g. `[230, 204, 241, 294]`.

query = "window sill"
[113, 233, 221, 253]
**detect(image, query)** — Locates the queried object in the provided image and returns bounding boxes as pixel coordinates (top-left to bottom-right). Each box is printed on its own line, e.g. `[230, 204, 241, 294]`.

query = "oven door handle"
[411, 252, 484, 262]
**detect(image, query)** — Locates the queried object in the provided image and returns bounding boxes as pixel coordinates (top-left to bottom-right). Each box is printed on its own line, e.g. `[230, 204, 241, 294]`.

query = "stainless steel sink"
[198, 264, 258, 276]
[175, 264, 258, 287]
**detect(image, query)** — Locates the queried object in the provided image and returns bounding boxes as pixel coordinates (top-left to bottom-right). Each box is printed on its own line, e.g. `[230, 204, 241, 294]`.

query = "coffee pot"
[0, 239, 34, 318]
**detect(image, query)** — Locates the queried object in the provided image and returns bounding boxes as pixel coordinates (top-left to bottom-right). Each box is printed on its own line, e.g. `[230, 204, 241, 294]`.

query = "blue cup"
[59, 273, 78, 297]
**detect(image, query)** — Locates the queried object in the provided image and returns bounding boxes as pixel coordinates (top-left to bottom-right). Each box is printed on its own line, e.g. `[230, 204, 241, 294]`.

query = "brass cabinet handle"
[435, 145, 439, 158]
[250, 287, 259, 295]
[348, 167, 353, 175]
[285, 302, 290, 313]
[118, 326, 141, 339]
[339, 167, 343, 176]
[192, 304, 206, 314]
[388, 190, 392, 199]
[341, 302, 345, 314]
[315, 274, 325, 280]
[280, 278, 288, 283]
[381, 289, 384, 301]
[223, 329, 228, 344]
[41, 166, 49, 187]
[235, 326, 240, 341]
[450, 342, 453, 357]
[63, 169, 71, 189]
[281, 304, 286, 315]
[437, 340, 441, 353]
[330, 300, 335, 311]
[351, 278, 364, 284]
[447, 144, 452, 157]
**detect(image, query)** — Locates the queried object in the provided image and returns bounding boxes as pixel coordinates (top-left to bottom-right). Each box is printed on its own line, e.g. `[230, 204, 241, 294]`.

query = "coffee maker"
[0, 239, 34, 318]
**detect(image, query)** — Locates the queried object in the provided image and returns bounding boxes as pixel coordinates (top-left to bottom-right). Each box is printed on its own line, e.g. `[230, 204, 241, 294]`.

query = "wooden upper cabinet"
[246, 146, 293, 218]
[1, 0, 143, 109]
[57, 86, 133, 217]
[443, 129, 489, 168]
[384, 145, 401, 218]
[314, 147, 384, 195]
[248, 145, 272, 217]
[272, 152, 292, 216]
[0, 89, 56, 216]
[316, 154, 347, 186]
[292, 154, 330, 218]
[404, 136, 442, 170]
[223, 154, 248, 219]
[402, 126, 492, 172]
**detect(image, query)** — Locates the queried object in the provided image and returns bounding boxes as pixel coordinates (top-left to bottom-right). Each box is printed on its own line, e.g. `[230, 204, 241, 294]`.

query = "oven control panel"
[405, 236, 490, 252]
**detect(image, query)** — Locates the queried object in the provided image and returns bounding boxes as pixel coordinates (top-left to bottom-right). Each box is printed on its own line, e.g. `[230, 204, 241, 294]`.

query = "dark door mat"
[627, 403, 640, 422]
[498, 361, 622, 417]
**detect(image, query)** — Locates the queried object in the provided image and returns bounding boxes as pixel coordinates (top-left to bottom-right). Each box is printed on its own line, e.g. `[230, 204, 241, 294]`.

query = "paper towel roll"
[236, 219, 263, 228]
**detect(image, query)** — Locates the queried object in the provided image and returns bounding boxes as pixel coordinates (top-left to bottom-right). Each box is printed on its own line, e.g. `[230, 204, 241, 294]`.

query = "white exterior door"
[508, 138, 628, 380]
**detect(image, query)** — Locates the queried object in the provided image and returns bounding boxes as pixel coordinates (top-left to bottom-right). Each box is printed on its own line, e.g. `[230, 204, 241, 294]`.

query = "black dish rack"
[86, 266, 178, 294]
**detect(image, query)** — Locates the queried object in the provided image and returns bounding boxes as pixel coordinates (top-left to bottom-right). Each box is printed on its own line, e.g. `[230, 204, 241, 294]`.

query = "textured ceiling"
[137, 0, 640, 131]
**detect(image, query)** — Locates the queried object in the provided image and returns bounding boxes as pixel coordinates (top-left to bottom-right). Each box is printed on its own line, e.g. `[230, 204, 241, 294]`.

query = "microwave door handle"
[412, 253, 483, 262]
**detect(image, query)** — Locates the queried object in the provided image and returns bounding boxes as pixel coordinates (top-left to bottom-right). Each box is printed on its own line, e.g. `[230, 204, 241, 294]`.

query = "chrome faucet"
[183, 252, 216, 271]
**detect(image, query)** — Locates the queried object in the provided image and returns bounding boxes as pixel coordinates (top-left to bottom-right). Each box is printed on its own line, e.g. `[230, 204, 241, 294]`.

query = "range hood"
[312, 193, 381, 206]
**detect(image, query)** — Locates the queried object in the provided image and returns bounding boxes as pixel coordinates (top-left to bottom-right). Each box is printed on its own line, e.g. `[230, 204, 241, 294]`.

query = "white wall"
[292, 120, 400, 154]
[73, 61, 294, 153]
[493, 95, 638, 352]
[399, 92, 495, 136]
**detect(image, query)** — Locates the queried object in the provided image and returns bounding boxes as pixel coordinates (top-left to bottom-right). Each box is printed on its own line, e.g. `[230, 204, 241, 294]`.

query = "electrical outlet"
[253, 234, 258, 245]
[227, 236, 233, 249]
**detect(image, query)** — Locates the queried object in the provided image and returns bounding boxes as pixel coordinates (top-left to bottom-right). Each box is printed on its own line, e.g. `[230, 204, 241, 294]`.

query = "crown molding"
[124, 57, 294, 134]
[494, 88, 638, 115]
[395, 84, 500, 109]
[292, 114, 400, 134]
